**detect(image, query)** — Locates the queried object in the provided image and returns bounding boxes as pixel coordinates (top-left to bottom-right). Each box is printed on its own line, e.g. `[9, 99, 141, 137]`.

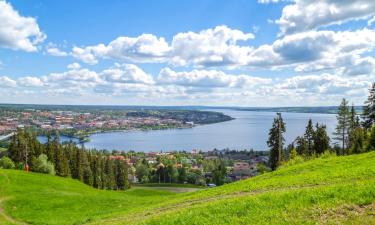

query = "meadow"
[1, 151, 374, 225]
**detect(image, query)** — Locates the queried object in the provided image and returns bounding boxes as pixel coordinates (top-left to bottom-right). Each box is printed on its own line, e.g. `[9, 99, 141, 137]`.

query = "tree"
[32, 154, 55, 175]
[0, 156, 15, 169]
[267, 113, 286, 170]
[367, 126, 375, 151]
[334, 99, 351, 155]
[314, 123, 330, 155]
[289, 148, 297, 160]
[115, 159, 129, 190]
[211, 159, 226, 186]
[304, 119, 315, 155]
[135, 163, 150, 183]
[350, 127, 366, 154]
[177, 167, 187, 183]
[295, 136, 307, 156]
[362, 83, 375, 129]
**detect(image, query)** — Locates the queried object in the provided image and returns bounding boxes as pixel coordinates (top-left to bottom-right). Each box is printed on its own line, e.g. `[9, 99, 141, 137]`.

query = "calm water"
[82, 110, 337, 152]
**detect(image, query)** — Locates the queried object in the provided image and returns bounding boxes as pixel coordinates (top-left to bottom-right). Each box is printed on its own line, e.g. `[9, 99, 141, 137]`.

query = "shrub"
[32, 154, 55, 175]
[0, 156, 15, 169]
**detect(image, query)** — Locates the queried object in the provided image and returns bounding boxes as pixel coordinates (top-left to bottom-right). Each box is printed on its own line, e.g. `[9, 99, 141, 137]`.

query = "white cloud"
[67, 62, 81, 70]
[0, 1, 46, 52]
[71, 34, 170, 65]
[46, 47, 68, 57]
[0, 76, 16, 87]
[71, 26, 255, 68]
[101, 64, 154, 84]
[18, 76, 44, 87]
[276, 0, 375, 35]
[246, 28, 375, 72]
[170, 25, 254, 67]
[157, 67, 270, 88]
[71, 47, 98, 65]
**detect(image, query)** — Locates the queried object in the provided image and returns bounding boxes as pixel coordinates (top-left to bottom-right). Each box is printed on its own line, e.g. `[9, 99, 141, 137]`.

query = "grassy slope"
[1, 152, 375, 225]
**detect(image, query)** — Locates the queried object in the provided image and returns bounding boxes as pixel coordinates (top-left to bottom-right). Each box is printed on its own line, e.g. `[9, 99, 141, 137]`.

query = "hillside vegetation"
[1, 152, 375, 225]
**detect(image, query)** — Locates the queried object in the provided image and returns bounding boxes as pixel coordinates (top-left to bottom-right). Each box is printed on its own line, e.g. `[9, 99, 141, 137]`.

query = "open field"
[1, 152, 375, 225]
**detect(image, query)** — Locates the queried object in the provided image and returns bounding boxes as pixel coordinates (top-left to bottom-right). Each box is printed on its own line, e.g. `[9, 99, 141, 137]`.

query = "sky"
[0, 0, 374, 106]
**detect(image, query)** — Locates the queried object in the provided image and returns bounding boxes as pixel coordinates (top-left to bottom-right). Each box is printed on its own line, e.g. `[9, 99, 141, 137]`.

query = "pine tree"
[104, 158, 116, 190]
[334, 98, 351, 155]
[362, 83, 375, 129]
[267, 113, 286, 170]
[295, 136, 307, 156]
[304, 119, 315, 155]
[314, 123, 330, 154]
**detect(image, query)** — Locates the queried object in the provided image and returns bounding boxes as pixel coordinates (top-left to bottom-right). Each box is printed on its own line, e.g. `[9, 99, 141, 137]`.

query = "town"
[0, 104, 233, 138]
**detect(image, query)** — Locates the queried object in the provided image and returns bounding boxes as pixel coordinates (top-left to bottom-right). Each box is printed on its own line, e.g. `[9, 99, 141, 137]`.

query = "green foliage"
[334, 98, 351, 154]
[362, 82, 375, 129]
[32, 154, 55, 175]
[289, 148, 297, 160]
[0, 156, 15, 169]
[135, 163, 150, 183]
[267, 113, 286, 170]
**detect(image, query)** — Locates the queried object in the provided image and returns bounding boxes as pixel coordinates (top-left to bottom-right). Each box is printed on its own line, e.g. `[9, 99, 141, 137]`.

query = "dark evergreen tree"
[267, 113, 286, 170]
[362, 83, 375, 129]
[314, 123, 330, 154]
[295, 136, 307, 155]
[304, 119, 315, 155]
[334, 98, 350, 155]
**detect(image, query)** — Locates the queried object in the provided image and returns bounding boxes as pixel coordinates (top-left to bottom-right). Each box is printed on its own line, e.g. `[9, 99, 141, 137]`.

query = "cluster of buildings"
[0, 109, 188, 135]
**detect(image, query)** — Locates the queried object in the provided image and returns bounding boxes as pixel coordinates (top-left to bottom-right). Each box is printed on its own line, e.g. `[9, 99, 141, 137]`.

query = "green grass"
[1, 152, 375, 225]
[133, 183, 204, 188]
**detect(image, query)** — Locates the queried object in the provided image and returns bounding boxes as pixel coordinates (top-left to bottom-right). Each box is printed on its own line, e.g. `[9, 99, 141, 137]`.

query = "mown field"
[1, 152, 375, 225]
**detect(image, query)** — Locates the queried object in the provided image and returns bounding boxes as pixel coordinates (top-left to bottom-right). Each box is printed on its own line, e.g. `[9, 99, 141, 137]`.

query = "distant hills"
[0, 103, 363, 114]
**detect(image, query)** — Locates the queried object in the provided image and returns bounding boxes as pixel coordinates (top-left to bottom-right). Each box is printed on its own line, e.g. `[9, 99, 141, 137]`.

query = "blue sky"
[0, 0, 374, 106]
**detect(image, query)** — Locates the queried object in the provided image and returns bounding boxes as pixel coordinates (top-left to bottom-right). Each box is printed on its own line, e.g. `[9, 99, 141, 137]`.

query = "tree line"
[268, 83, 375, 170]
[7, 132, 130, 190]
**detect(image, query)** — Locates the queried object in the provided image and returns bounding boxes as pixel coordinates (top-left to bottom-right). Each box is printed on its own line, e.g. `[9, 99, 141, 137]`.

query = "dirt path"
[87, 182, 331, 225]
[0, 198, 27, 225]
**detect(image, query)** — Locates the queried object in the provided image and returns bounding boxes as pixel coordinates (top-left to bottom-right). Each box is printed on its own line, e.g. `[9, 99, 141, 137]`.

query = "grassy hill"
[1, 152, 375, 225]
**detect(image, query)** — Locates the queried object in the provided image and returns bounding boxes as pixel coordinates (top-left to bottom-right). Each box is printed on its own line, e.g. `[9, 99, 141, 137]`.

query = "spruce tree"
[362, 83, 375, 129]
[314, 123, 330, 154]
[334, 98, 350, 155]
[267, 113, 286, 171]
[304, 119, 315, 155]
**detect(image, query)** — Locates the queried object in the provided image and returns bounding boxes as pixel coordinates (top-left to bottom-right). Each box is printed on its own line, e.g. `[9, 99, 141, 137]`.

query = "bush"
[0, 156, 15, 169]
[32, 154, 55, 175]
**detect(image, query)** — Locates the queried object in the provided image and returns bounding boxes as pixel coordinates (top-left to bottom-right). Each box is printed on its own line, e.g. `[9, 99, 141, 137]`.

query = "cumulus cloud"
[170, 25, 254, 67]
[71, 34, 170, 65]
[101, 64, 154, 84]
[17, 76, 44, 87]
[71, 26, 254, 68]
[276, 0, 375, 35]
[67, 62, 81, 70]
[0, 76, 16, 87]
[0, 0, 46, 52]
[46, 47, 68, 57]
[246, 28, 375, 72]
[157, 68, 270, 88]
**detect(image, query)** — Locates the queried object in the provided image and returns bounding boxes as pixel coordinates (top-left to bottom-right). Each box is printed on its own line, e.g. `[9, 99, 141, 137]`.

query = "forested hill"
[0, 151, 374, 224]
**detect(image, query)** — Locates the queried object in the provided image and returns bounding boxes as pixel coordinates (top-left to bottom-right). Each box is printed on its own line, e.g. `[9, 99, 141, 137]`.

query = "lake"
[80, 109, 337, 152]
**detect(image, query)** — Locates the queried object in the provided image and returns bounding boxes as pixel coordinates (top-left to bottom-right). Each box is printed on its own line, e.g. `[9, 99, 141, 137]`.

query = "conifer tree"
[267, 113, 286, 170]
[334, 98, 351, 155]
[313, 123, 330, 154]
[362, 83, 375, 129]
[304, 119, 315, 155]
